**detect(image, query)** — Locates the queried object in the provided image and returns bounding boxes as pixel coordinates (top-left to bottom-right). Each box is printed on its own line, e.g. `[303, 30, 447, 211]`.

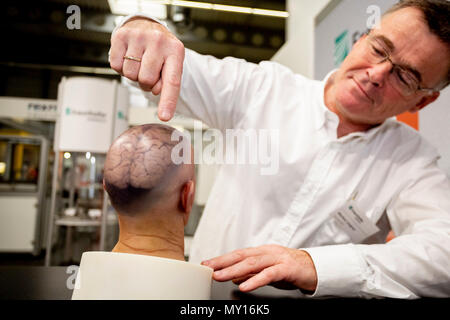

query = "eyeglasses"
[364, 34, 437, 96]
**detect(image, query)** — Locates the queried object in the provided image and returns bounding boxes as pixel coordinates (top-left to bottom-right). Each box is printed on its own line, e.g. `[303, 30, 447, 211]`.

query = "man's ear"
[408, 91, 440, 113]
[180, 180, 195, 226]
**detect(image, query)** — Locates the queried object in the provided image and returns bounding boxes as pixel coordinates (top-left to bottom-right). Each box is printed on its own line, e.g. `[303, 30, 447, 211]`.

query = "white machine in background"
[45, 76, 130, 266]
[0, 135, 49, 255]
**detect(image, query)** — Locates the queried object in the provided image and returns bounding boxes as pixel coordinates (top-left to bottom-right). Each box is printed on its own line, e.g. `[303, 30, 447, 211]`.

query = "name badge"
[333, 200, 380, 243]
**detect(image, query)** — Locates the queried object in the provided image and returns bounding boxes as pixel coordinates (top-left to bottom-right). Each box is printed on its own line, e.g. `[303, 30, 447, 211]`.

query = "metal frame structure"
[44, 150, 111, 266]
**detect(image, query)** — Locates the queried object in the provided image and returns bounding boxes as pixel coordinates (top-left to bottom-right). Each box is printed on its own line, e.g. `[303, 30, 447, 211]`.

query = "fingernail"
[160, 110, 171, 120]
[214, 271, 222, 277]
[201, 260, 209, 266]
[240, 283, 247, 290]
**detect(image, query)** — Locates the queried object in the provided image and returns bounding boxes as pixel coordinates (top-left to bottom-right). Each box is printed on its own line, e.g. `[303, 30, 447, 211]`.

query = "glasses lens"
[367, 39, 387, 63]
[366, 36, 424, 96]
[391, 67, 418, 95]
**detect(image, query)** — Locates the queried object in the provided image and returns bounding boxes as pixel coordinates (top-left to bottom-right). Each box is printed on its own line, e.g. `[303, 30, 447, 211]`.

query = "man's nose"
[367, 61, 392, 88]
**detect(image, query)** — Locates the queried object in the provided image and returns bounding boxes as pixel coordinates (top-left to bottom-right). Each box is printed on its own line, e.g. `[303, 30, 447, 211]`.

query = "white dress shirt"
[115, 15, 450, 299]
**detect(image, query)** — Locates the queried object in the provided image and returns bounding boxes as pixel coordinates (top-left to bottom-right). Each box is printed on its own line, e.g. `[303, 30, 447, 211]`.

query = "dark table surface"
[0, 266, 304, 300]
[1, 266, 449, 305]
[3, 267, 449, 320]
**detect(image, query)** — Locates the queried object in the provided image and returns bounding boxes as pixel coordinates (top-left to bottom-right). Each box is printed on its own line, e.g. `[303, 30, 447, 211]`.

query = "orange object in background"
[386, 230, 396, 242]
[396, 111, 419, 131]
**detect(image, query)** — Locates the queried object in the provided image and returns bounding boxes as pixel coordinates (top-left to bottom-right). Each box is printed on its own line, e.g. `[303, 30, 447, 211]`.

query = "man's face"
[328, 7, 449, 126]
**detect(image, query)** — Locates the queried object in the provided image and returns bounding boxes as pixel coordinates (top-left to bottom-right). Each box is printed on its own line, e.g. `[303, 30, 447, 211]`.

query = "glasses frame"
[364, 32, 437, 96]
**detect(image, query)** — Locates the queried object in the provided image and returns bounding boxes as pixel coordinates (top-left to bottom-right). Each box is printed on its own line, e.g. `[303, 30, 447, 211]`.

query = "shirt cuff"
[114, 13, 169, 32]
[301, 244, 364, 298]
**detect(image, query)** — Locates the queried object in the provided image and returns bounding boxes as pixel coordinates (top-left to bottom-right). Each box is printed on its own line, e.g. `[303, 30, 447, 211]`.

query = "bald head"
[104, 124, 193, 215]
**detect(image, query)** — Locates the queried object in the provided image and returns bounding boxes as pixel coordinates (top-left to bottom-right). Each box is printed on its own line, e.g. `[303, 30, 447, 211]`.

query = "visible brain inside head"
[104, 124, 180, 192]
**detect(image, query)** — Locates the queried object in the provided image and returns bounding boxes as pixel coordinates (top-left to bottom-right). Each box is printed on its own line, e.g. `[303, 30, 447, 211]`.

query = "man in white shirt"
[108, 0, 450, 298]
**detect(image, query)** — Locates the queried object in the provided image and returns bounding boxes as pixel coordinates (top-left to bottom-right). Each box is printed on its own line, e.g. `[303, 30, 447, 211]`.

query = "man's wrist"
[297, 249, 318, 293]
[116, 13, 169, 31]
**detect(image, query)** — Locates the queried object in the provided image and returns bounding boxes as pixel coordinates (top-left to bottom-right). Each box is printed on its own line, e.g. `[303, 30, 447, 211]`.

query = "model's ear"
[180, 180, 195, 225]
[408, 91, 440, 113]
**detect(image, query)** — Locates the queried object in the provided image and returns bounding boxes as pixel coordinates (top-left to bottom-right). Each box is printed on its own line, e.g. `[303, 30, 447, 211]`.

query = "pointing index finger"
[158, 53, 183, 121]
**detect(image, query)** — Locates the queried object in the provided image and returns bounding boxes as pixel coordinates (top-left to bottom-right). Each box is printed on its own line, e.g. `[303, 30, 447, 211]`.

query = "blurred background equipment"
[44, 76, 129, 266]
[0, 134, 49, 255]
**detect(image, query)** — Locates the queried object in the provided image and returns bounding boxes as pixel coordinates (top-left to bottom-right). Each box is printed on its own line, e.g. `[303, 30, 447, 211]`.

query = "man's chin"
[334, 102, 376, 125]
[336, 97, 371, 119]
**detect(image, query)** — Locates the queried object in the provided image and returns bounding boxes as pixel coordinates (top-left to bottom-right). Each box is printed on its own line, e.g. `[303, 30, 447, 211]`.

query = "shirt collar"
[314, 69, 338, 131]
[350, 117, 397, 142]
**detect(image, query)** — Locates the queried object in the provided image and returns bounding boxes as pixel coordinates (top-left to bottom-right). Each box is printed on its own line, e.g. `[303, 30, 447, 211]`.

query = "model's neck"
[112, 213, 186, 261]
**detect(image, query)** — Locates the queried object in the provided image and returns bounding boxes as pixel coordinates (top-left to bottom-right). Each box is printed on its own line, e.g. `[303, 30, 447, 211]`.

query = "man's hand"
[109, 17, 185, 121]
[201, 244, 318, 293]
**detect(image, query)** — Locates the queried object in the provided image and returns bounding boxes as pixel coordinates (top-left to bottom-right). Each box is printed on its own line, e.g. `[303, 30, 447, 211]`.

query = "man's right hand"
[109, 17, 185, 121]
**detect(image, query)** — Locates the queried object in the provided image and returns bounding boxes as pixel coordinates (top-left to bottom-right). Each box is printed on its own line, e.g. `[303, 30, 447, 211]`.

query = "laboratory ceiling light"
[108, 0, 289, 19]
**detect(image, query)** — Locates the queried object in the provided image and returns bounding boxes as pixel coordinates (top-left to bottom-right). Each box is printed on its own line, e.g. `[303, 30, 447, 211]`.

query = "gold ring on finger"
[123, 55, 142, 62]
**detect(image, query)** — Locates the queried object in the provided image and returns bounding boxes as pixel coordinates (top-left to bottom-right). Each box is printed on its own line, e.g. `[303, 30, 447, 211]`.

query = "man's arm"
[204, 159, 450, 298]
